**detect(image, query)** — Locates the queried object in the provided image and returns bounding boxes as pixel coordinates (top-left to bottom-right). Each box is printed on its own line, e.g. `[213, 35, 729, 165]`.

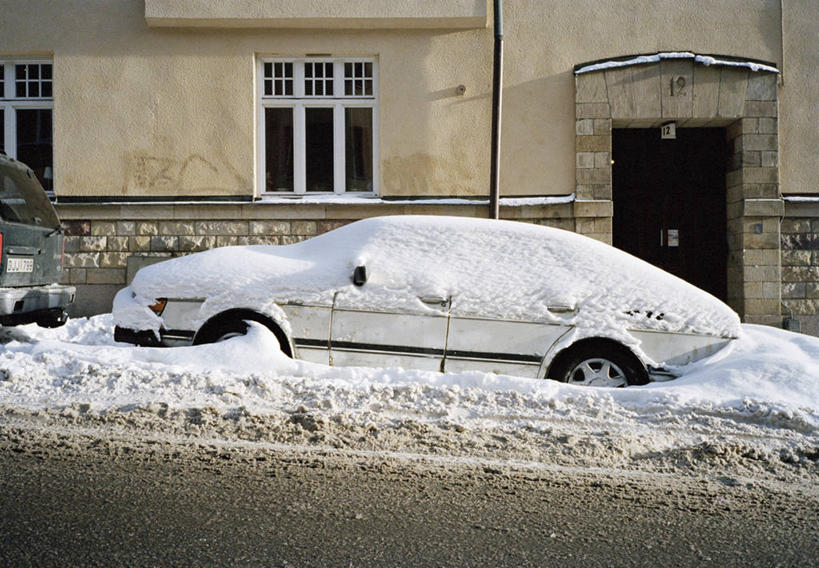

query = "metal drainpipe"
[489, 0, 503, 219]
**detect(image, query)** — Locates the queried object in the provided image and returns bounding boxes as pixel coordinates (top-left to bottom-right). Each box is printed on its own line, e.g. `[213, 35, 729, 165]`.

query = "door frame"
[573, 55, 783, 326]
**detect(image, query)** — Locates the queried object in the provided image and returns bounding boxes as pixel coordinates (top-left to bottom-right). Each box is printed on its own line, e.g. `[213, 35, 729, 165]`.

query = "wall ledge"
[145, 0, 487, 30]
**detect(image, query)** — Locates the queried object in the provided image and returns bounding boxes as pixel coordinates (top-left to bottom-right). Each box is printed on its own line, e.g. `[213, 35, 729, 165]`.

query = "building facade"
[2, 0, 817, 334]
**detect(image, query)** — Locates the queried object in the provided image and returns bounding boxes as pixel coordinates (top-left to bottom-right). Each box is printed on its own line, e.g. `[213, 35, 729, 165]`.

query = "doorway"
[612, 128, 728, 300]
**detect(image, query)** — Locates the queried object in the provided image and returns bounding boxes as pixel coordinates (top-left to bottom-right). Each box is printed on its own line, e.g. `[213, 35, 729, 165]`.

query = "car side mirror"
[352, 265, 368, 286]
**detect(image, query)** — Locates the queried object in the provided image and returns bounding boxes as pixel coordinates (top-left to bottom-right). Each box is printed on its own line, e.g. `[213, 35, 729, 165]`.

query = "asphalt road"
[1, 436, 817, 568]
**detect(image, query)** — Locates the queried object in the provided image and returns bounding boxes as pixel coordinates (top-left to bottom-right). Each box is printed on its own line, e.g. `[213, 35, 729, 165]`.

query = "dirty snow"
[114, 216, 740, 340]
[0, 316, 816, 481]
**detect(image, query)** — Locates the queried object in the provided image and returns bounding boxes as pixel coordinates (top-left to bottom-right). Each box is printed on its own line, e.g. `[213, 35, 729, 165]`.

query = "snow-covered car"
[113, 216, 739, 387]
[0, 154, 74, 327]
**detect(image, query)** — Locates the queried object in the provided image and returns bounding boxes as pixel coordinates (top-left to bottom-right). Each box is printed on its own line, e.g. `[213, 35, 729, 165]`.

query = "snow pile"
[116, 216, 740, 339]
[0, 316, 816, 478]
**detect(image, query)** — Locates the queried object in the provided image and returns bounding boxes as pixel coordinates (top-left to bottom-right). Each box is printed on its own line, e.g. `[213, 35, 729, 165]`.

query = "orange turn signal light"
[148, 298, 167, 315]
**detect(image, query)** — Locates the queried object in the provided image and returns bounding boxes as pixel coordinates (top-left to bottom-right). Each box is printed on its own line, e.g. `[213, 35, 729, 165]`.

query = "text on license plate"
[6, 257, 34, 273]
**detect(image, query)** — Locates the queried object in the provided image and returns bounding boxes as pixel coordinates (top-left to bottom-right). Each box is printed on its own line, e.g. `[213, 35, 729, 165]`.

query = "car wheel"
[193, 311, 293, 357]
[37, 309, 68, 329]
[549, 341, 647, 387]
[210, 319, 251, 342]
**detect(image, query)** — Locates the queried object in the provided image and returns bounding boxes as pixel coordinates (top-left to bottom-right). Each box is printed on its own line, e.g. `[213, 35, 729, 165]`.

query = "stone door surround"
[574, 53, 782, 324]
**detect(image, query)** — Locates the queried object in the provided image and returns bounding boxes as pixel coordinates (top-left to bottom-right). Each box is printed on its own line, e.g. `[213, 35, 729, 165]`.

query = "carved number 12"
[670, 76, 686, 96]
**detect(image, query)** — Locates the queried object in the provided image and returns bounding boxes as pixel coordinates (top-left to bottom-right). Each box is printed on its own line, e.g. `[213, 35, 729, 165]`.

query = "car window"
[0, 159, 60, 228]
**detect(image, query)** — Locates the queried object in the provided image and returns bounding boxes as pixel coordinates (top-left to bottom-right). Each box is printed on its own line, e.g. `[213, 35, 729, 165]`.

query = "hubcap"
[567, 358, 627, 387]
[215, 331, 245, 342]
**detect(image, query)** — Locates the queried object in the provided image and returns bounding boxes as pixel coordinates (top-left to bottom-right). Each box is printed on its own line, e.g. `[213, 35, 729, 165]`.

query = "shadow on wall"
[498, 71, 576, 195]
[378, 27, 492, 197]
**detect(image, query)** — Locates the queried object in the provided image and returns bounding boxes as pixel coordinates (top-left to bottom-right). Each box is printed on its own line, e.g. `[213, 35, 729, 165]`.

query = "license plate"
[6, 257, 34, 273]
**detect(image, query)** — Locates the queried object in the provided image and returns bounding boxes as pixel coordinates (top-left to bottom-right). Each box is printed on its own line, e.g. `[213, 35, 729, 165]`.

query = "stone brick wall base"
[781, 206, 819, 336]
[57, 202, 582, 317]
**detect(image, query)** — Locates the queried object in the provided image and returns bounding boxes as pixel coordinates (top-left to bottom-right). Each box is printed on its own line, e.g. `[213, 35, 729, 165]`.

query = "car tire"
[549, 341, 648, 387]
[37, 309, 68, 329]
[193, 311, 293, 357]
[209, 319, 252, 343]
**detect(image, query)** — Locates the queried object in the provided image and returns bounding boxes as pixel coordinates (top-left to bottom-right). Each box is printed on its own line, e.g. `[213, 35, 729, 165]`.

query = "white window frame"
[256, 56, 379, 196]
[0, 58, 55, 194]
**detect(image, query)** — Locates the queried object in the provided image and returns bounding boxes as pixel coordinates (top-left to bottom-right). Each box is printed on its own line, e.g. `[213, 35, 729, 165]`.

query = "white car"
[113, 216, 740, 387]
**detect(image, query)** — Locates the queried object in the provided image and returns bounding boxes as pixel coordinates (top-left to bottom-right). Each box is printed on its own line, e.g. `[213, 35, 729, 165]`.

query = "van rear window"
[0, 160, 59, 228]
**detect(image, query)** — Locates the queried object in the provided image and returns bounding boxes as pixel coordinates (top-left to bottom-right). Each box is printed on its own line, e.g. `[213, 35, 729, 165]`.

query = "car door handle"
[547, 305, 576, 314]
[419, 296, 449, 308]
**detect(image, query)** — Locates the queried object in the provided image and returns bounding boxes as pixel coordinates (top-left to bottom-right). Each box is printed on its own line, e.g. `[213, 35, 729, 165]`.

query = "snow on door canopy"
[574, 52, 779, 75]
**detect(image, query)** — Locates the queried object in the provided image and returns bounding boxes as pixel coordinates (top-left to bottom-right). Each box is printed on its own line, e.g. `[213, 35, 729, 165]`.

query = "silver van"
[0, 154, 74, 327]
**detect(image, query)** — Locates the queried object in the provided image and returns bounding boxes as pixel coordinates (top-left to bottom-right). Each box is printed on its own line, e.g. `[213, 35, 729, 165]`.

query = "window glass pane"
[0, 64, 4, 98]
[342, 60, 374, 98]
[345, 108, 373, 192]
[266, 62, 293, 97]
[15, 109, 53, 192]
[304, 62, 333, 98]
[264, 108, 294, 192]
[0, 111, 4, 154]
[13, 63, 52, 100]
[305, 107, 334, 192]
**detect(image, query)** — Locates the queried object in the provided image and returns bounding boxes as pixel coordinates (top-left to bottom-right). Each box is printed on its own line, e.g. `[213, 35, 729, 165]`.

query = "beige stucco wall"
[779, 0, 819, 194]
[1, 0, 815, 199]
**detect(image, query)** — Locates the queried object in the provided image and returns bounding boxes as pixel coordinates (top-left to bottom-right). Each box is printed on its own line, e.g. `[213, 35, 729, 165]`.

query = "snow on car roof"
[125, 216, 740, 338]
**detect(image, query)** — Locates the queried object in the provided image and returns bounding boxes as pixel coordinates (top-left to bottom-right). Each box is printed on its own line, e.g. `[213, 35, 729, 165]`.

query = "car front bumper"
[114, 326, 163, 347]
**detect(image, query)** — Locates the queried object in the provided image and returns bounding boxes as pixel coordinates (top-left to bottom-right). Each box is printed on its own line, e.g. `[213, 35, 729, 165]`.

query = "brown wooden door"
[612, 128, 727, 301]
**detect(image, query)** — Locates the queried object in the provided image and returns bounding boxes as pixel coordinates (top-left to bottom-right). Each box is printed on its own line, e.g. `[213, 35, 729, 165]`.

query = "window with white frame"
[0, 59, 54, 194]
[257, 57, 377, 194]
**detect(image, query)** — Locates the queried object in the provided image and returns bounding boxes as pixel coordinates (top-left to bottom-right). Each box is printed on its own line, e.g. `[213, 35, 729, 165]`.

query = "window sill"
[256, 194, 576, 206]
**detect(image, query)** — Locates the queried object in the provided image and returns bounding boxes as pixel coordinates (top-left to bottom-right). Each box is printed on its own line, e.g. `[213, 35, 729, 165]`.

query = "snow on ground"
[0, 315, 817, 481]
